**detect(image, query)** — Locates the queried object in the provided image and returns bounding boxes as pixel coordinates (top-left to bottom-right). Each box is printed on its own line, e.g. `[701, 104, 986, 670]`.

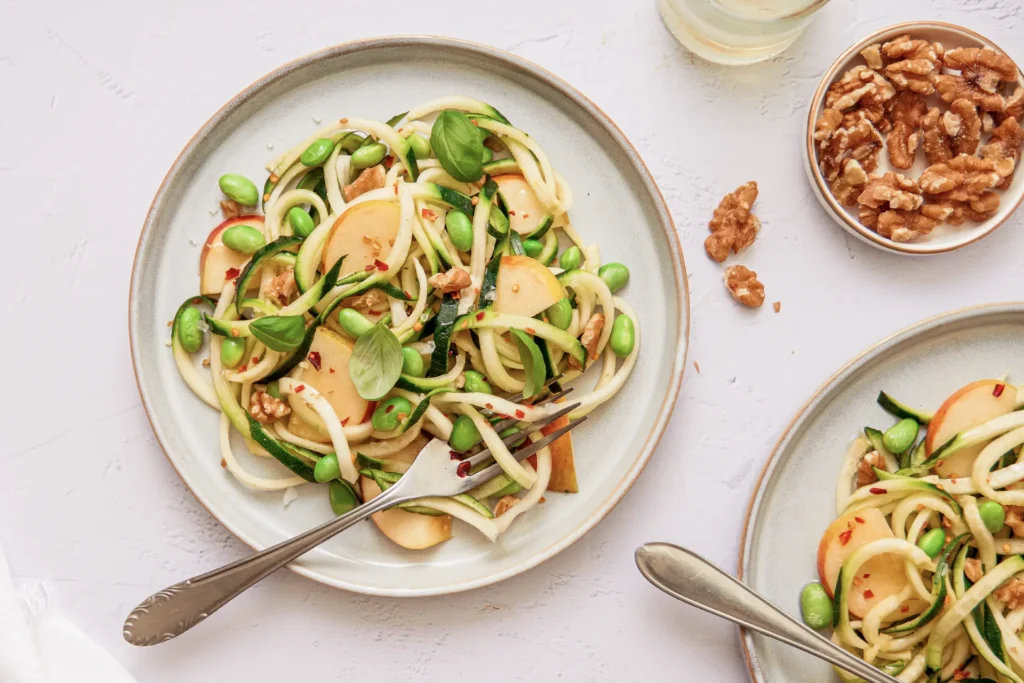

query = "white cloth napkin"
[0, 540, 136, 683]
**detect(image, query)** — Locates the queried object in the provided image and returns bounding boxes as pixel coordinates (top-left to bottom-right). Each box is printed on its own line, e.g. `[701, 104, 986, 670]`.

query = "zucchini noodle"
[168, 96, 640, 550]
[810, 378, 1024, 680]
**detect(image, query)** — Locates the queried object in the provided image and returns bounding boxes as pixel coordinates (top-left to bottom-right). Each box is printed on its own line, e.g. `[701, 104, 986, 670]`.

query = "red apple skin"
[927, 380, 1017, 478]
[199, 215, 264, 295]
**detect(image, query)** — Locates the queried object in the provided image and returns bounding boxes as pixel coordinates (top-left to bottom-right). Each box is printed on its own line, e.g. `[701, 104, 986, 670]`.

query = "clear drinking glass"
[658, 0, 830, 66]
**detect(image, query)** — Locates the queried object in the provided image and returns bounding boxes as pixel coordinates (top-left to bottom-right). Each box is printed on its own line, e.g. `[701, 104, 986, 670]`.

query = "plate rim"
[804, 20, 1024, 256]
[736, 300, 1024, 680]
[128, 35, 690, 596]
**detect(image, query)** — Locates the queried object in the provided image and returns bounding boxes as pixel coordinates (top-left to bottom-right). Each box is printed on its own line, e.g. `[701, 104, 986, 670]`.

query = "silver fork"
[123, 392, 584, 646]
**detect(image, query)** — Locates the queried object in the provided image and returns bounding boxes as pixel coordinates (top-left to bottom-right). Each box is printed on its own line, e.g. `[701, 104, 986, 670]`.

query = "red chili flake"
[374, 259, 389, 271]
[523, 213, 530, 219]
[863, 573, 870, 579]
[404, 290, 412, 298]
[450, 450, 463, 461]
[295, 384, 305, 393]
[341, 417, 349, 426]
[839, 530, 853, 546]
[385, 403, 395, 414]
[384, 155, 394, 169]
[192, 297, 203, 304]
[900, 605, 909, 613]
[994, 383, 1006, 397]
[308, 351, 322, 370]
[485, 403, 494, 410]
[854, 516, 865, 524]
[225, 267, 240, 279]
[525, 327, 535, 334]
[394, 185, 398, 195]
[863, 589, 874, 599]
[361, 401, 376, 424]
[252, 356, 259, 364]
[329, 367, 336, 374]
[364, 264, 376, 272]
[238, 364, 248, 372]
[515, 409, 525, 419]
[220, 459, 227, 468]
[476, 311, 486, 321]
[508, 210, 517, 216]
[421, 208, 438, 221]
[869, 487, 887, 495]
[456, 461, 471, 477]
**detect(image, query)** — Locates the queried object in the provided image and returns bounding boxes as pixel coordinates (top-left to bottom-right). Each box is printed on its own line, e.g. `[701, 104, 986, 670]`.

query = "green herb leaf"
[385, 111, 408, 127]
[349, 321, 403, 400]
[249, 315, 307, 352]
[430, 110, 485, 182]
[510, 329, 545, 399]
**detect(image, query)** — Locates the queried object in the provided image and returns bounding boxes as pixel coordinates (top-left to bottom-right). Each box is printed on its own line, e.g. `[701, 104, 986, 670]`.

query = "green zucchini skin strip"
[245, 415, 317, 482]
[877, 391, 934, 424]
[400, 388, 449, 433]
[482, 158, 519, 176]
[234, 236, 304, 315]
[479, 251, 502, 309]
[428, 295, 460, 377]
[882, 534, 969, 634]
[454, 310, 586, 368]
[359, 468, 492, 518]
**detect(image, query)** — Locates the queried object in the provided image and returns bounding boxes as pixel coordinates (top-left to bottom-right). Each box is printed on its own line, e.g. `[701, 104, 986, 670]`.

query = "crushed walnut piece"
[704, 181, 760, 262]
[857, 172, 924, 212]
[937, 46, 1020, 112]
[860, 44, 884, 70]
[220, 199, 243, 219]
[1006, 506, 1024, 537]
[830, 159, 871, 206]
[814, 108, 844, 142]
[883, 35, 943, 95]
[428, 267, 472, 294]
[266, 268, 298, 305]
[856, 450, 887, 486]
[343, 165, 386, 202]
[825, 66, 896, 131]
[580, 313, 606, 362]
[349, 288, 388, 313]
[1002, 87, 1024, 122]
[995, 576, 1024, 610]
[886, 92, 928, 169]
[494, 495, 519, 517]
[820, 118, 884, 189]
[723, 265, 765, 308]
[981, 117, 1024, 188]
[249, 390, 291, 424]
[964, 558, 984, 584]
[863, 204, 950, 243]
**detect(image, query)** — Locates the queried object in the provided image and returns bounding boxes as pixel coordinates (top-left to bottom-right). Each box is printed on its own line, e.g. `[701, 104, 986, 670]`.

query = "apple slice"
[494, 174, 548, 236]
[199, 216, 265, 296]
[285, 327, 369, 439]
[494, 255, 564, 319]
[321, 200, 401, 278]
[360, 474, 452, 550]
[541, 410, 578, 493]
[928, 380, 1017, 478]
[816, 508, 925, 619]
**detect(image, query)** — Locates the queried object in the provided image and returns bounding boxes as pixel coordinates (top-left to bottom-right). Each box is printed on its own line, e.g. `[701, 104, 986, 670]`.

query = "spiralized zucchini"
[169, 96, 640, 549]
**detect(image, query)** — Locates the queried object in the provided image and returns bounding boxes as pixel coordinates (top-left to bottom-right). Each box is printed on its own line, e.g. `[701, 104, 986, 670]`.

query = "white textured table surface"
[4, 0, 1023, 680]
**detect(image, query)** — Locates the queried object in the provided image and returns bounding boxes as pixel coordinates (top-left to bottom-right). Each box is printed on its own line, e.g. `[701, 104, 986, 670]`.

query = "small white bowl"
[805, 21, 1024, 255]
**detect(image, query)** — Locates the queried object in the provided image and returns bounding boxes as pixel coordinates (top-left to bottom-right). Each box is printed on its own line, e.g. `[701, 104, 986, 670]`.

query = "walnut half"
[704, 181, 759, 263]
[723, 265, 765, 309]
[250, 390, 291, 424]
[428, 267, 471, 294]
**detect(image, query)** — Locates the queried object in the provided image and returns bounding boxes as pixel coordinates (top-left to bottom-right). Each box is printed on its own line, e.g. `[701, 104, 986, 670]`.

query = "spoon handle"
[635, 542, 897, 683]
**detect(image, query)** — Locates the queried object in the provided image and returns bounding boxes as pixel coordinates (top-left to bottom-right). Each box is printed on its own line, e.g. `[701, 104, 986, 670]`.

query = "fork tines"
[464, 415, 588, 486]
[492, 374, 565, 408]
[488, 386, 575, 435]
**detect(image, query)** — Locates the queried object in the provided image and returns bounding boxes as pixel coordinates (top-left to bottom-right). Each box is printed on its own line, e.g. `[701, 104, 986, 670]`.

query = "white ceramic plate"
[739, 302, 1024, 680]
[129, 37, 688, 596]
[805, 21, 1024, 255]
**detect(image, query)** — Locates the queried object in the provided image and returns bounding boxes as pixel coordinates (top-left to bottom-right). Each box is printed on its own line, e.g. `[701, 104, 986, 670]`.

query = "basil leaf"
[510, 329, 545, 399]
[349, 321, 403, 400]
[430, 110, 485, 182]
[249, 315, 307, 352]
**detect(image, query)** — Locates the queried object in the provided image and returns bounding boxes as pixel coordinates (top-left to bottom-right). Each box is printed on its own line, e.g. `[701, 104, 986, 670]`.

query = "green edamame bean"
[351, 143, 387, 170]
[445, 209, 474, 252]
[610, 314, 635, 357]
[337, 308, 374, 338]
[221, 224, 266, 254]
[372, 396, 413, 432]
[176, 307, 203, 353]
[980, 500, 1006, 533]
[559, 246, 582, 271]
[219, 336, 246, 368]
[329, 480, 358, 515]
[314, 453, 341, 483]
[218, 173, 259, 206]
[401, 347, 425, 377]
[883, 418, 918, 454]
[598, 262, 630, 293]
[545, 298, 573, 331]
[523, 239, 544, 258]
[917, 527, 946, 558]
[481, 147, 493, 163]
[266, 380, 281, 398]
[287, 207, 315, 238]
[800, 582, 833, 630]
[463, 370, 492, 395]
[301, 138, 335, 167]
[408, 134, 432, 159]
[450, 414, 482, 452]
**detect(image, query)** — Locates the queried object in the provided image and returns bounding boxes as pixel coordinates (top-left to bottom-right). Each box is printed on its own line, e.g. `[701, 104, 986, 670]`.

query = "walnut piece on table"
[856, 451, 887, 486]
[428, 267, 471, 294]
[250, 390, 291, 424]
[723, 265, 765, 309]
[883, 35, 943, 95]
[704, 181, 759, 262]
[921, 100, 982, 165]
[886, 92, 928, 169]
[936, 46, 1020, 112]
[343, 165, 386, 202]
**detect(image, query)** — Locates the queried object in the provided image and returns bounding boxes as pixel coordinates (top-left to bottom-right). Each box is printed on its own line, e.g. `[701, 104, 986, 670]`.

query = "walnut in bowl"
[805, 21, 1024, 255]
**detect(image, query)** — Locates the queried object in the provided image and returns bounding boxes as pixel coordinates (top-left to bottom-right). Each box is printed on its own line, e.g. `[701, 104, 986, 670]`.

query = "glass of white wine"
[659, 0, 831, 65]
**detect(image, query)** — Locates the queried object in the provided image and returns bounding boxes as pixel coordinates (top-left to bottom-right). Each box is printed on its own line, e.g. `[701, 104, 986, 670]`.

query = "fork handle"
[123, 486, 403, 646]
